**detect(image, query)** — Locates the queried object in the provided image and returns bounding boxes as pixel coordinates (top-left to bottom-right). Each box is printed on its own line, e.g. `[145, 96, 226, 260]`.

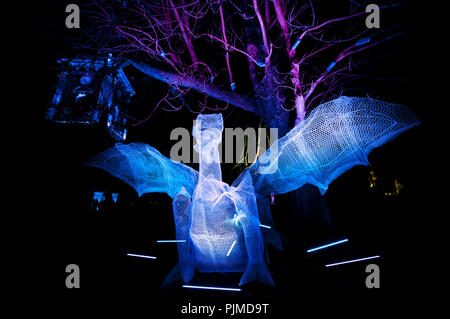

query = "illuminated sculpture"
[86, 96, 419, 286]
[46, 56, 134, 141]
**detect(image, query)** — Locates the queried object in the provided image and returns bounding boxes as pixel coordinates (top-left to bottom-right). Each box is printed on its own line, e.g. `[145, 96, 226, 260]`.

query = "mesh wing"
[85, 142, 198, 198]
[241, 96, 419, 196]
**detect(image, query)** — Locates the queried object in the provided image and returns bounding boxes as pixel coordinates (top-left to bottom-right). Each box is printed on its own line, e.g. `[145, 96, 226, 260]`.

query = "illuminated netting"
[86, 96, 419, 287]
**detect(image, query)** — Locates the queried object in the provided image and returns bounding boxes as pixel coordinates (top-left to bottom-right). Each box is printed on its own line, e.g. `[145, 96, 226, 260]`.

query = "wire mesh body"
[86, 96, 419, 287]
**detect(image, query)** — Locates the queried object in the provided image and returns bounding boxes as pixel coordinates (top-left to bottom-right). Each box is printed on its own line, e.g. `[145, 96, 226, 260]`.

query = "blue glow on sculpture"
[86, 96, 418, 287]
[227, 241, 237, 256]
[79, 73, 93, 85]
[52, 89, 62, 105]
[307, 239, 349, 253]
[326, 61, 336, 73]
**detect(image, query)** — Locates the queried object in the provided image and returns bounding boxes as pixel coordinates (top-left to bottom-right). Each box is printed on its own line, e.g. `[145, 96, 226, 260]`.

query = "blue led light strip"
[307, 239, 349, 253]
[156, 240, 186, 243]
[227, 240, 237, 256]
[126, 253, 157, 259]
[182, 285, 242, 292]
[325, 255, 380, 267]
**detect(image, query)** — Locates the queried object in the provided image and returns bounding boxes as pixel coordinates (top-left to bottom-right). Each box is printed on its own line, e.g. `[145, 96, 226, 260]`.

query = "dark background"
[35, 0, 435, 315]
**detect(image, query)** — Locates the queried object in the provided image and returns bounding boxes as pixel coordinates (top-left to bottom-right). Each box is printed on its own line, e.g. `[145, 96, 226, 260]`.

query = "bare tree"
[74, 0, 402, 136]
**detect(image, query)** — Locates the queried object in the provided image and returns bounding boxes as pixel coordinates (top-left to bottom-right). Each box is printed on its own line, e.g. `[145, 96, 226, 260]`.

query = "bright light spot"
[227, 240, 237, 256]
[291, 38, 301, 51]
[325, 255, 380, 267]
[307, 239, 348, 253]
[126, 253, 157, 259]
[182, 285, 241, 292]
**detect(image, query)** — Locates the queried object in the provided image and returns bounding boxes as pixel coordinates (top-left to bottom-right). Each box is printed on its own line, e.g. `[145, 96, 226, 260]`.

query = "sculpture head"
[193, 114, 223, 164]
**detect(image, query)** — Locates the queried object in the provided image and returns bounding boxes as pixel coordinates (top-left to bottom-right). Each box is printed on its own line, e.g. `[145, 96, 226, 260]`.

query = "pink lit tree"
[78, 0, 402, 136]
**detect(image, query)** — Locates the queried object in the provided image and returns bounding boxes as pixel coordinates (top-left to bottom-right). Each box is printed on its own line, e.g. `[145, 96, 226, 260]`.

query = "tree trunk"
[243, 19, 334, 244]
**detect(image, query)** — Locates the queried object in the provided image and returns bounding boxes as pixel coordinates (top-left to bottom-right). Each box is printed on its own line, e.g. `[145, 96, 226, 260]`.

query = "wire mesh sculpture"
[86, 96, 419, 287]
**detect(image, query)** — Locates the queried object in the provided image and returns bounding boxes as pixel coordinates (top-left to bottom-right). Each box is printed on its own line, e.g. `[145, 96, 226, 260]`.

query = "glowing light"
[325, 255, 380, 267]
[227, 240, 237, 256]
[126, 253, 157, 259]
[355, 37, 370, 47]
[259, 224, 271, 229]
[93, 191, 105, 202]
[79, 73, 92, 85]
[111, 193, 119, 203]
[307, 239, 348, 253]
[52, 90, 62, 105]
[107, 53, 113, 66]
[156, 240, 186, 243]
[182, 285, 241, 292]
[75, 93, 86, 101]
[326, 61, 336, 73]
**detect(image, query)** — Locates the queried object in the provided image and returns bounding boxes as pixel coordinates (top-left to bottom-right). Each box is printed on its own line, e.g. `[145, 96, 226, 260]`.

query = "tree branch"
[126, 59, 258, 115]
[253, 0, 270, 55]
[169, 0, 198, 68]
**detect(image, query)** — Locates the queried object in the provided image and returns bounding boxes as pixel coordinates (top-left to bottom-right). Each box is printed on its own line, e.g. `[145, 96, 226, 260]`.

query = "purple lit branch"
[253, 0, 270, 56]
[76, 0, 403, 130]
[289, 11, 365, 58]
[127, 60, 257, 115]
[219, 5, 234, 89]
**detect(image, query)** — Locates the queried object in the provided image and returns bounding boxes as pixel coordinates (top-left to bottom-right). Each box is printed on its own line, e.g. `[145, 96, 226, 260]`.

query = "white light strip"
[182, 285, 242, 292]
[126, 253, 157, 259]
[325, 255, 380, 267]
[259, 224, 271, 229]
[227, 240, 237, 256]
[156, 240, 186, 243]
[307, 239, 349, 253]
